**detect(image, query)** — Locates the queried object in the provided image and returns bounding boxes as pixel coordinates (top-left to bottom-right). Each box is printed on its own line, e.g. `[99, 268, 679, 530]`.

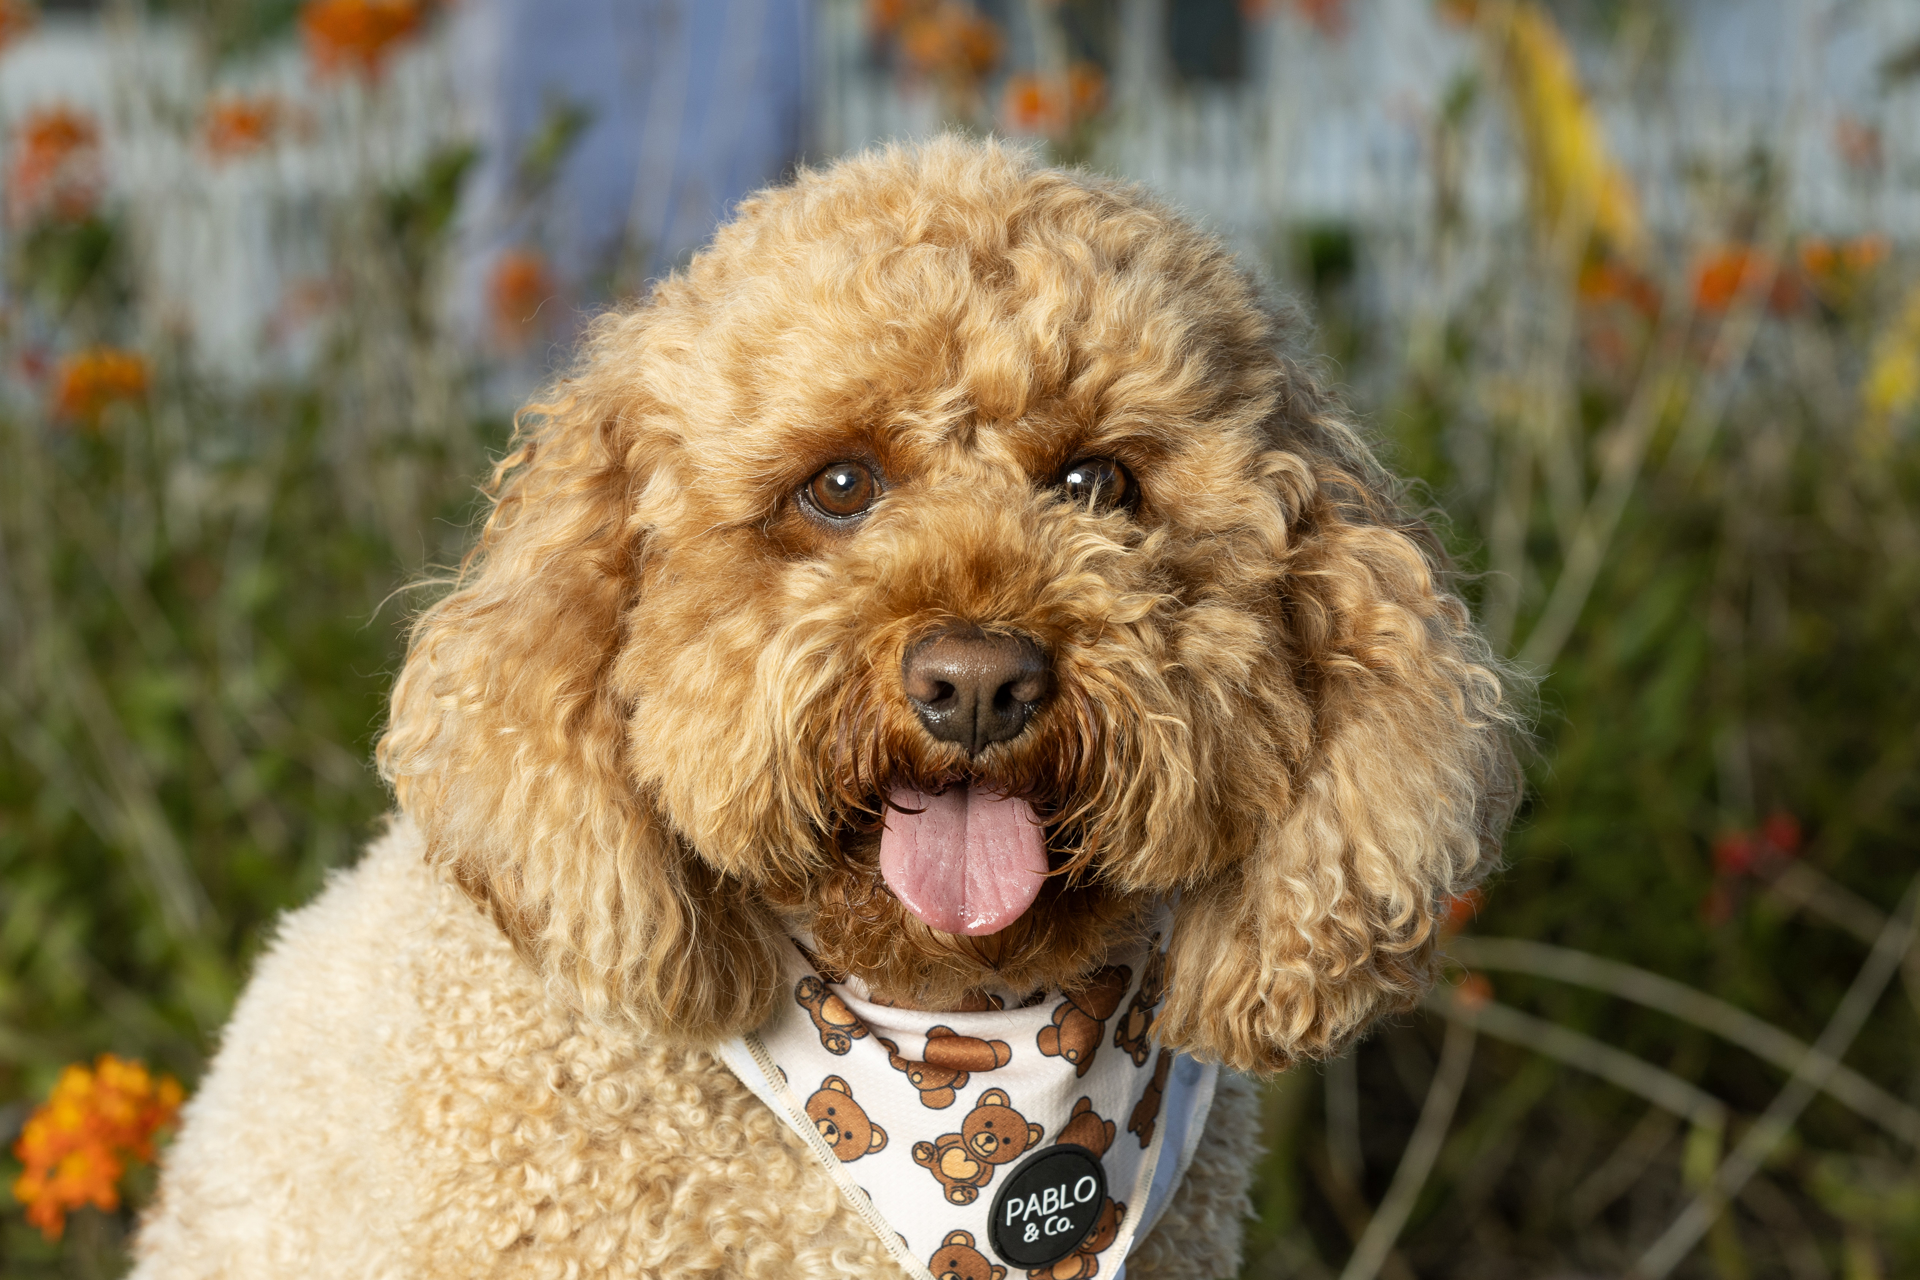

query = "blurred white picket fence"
[3, 0, 1918, 380]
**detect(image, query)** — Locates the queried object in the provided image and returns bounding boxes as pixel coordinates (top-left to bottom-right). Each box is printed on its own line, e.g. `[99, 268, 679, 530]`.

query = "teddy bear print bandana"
[716, 929, 1216, 1280]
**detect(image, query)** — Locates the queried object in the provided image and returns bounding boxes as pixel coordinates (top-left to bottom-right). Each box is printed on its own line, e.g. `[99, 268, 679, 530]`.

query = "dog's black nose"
[903, 628, 1050, 754]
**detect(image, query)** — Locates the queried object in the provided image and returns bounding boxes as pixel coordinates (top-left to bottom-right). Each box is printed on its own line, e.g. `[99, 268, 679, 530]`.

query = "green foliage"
[1238, 198, 1920, 1276]
[0, 111, 497, 1272]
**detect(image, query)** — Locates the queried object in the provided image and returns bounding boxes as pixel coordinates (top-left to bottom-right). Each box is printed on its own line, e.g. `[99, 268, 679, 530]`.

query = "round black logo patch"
[987, 1143, 1107, 1267]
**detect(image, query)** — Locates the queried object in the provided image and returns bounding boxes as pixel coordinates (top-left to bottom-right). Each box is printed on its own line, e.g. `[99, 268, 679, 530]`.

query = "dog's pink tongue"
[879, 786, 1048, 936]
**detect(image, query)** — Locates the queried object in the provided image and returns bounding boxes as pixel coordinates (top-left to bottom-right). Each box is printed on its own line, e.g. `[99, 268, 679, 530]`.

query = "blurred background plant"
[1, 0, 1917, 1276]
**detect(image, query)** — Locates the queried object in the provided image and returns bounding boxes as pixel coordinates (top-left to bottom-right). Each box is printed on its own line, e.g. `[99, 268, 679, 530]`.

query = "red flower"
[1712, 831, 1756, 877]
[1713, 811, 1802, 880]
[1761, 811, 1802, 858]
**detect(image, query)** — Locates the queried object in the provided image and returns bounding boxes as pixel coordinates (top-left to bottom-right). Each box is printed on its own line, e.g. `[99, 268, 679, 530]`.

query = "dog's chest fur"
[131, 823, 1258, 1279]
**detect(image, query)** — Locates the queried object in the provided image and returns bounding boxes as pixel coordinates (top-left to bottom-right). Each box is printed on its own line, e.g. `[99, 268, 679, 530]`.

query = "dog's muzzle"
[882, 627, 1054, 937]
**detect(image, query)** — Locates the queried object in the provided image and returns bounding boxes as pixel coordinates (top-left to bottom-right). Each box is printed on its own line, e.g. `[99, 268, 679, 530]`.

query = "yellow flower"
[1478, 1, 1642, 254]
[1863, 282, 1920, 441]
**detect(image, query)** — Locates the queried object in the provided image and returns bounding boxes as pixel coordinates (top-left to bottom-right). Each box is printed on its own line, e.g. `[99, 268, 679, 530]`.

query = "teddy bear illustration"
[877, 1026, 1014, 1109]
[876, 1035, 967, 1109]
[1027, 1197, 1125, 1280]
[1112, 943, 1166, 1067]
[912, 1088, 1044, 1204]
[1127, 1049, 1173, 1149]
[1036, 965, 1131, 1078]
[804, 1076, 886, 1163]
[930, 1229, 1006, 1280]
[1055, 1096, 1115, 1158]
[794, 974, 867, 1055]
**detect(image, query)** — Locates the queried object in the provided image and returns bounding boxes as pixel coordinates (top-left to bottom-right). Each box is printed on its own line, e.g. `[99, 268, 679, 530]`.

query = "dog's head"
[379, 139, 1521, 1072]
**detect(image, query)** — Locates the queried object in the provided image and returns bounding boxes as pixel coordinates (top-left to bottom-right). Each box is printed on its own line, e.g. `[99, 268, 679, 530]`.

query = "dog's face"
[380, 140, 1519, 1072]
[606, 206, 1306, 1008]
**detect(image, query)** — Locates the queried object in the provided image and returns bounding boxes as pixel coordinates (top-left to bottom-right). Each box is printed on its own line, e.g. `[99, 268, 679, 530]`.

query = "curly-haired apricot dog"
[133, 138, 1519, 1279]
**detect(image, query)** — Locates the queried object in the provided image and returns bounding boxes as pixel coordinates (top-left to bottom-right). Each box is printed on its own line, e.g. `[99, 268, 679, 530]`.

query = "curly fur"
[137, 138, 1521, 1275]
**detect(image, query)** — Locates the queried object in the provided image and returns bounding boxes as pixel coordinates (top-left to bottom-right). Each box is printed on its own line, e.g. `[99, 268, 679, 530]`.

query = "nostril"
[902, 627, 1052, 753]
[998, 671, 1048, 707]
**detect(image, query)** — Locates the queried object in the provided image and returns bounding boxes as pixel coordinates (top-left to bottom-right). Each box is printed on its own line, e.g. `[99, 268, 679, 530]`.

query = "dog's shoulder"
[133, 816, 465, 1275]
[139, 817, 911, 1278]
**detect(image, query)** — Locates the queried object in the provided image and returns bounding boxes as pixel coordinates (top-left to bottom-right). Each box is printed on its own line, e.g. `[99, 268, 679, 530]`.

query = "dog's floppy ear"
[377, 323, 780, 1043]
[1155, 411, 1523, 1075]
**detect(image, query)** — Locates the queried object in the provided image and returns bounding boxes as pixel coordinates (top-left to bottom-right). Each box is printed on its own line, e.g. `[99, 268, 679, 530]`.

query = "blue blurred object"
[449, 0, 812, 335]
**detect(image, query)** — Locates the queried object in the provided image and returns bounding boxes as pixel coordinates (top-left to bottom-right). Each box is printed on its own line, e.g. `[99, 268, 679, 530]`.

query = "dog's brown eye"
[805, 461, 879, 520]
[1060, 457, 1131, 512]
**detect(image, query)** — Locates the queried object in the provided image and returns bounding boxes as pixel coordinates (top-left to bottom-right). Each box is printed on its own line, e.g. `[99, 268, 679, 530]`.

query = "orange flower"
[489, 247, 555, 348]
[1001, 63, 1106, 139]
[1833, 116, 1882, 173]
[52, 348, 150, 424]
[0, 0, 36, 54]
[12, 1054, 183, 1240]
[1577, 258, 1662, 319]
[1456, 972, 1494, 1011]
[1799, 233, 1889, 304]
[895, 1, 1001, 88]
[1292, 0, 1346, 36]
[1441, 888, 1484, 936]
[1691, 245, 1800, 314]
[201, 94, 285, 161]
[7, 104, 101, 225]
[867, 0, 907, 35]
[300, 0, 423, 79]
[1066, 62, 1106, 121]
[1798, 238, 1838, 280]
